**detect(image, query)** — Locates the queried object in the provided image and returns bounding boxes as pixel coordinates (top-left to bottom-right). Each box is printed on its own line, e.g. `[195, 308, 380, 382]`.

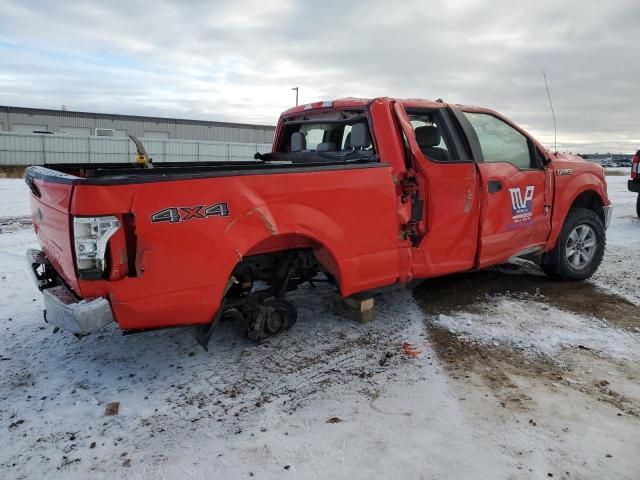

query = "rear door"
[456, 110, 551, 267]
[393, 104, 481, 278]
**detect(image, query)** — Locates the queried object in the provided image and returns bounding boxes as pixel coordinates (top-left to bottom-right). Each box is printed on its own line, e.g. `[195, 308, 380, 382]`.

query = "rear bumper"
[27, 248, 114, 335]
[629, 180, 640, 193]
[602, 205, 613, 230]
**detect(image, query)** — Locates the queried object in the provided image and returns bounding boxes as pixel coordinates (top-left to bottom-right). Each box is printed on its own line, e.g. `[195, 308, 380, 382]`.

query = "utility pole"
[291, 86, 299, 106]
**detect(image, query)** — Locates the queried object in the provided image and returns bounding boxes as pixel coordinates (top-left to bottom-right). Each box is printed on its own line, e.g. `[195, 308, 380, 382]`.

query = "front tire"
[636, 194, 640, 219]
[542, 207, 605, 281]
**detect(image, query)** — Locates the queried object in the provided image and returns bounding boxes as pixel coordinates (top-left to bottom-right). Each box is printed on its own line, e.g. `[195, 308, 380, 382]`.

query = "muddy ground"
[415, 267, 640, 419]
[0, 166, 26, 179]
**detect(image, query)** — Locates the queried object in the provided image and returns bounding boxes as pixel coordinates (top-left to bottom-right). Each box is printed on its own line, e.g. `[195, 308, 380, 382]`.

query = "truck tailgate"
[26, 173, 79, 293]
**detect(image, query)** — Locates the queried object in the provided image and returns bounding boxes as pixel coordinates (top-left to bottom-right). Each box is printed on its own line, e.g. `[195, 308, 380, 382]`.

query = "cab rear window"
[273, 111, 377, 164]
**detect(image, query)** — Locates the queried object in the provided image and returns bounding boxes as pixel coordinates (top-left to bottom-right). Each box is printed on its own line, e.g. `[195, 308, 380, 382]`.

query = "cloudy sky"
[1, 0, 638, 152]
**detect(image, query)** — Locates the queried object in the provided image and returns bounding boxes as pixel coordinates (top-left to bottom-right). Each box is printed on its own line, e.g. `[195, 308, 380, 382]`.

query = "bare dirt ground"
[1, 175, 639, 479]
[0, 166, 26, 179]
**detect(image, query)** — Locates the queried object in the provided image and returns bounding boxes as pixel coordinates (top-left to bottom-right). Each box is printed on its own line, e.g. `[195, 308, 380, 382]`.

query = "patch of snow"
[434, 297, 640, 361]
[0, 179, 31, 219]
[589, 174, 640, 304]
[605, 174, 639, 248]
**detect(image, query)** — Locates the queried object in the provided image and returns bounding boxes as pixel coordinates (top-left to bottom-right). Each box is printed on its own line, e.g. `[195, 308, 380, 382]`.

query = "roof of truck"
[280, 97, 490, 117]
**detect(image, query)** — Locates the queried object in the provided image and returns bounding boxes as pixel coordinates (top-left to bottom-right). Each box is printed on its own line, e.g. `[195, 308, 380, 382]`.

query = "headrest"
[415, 125, 441, 148]
[350, 123, 371, 149]
[291, 131, 306, 152]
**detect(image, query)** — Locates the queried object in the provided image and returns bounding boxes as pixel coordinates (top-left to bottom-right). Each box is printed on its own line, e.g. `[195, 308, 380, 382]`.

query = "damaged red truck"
[25, 98, 612, 347]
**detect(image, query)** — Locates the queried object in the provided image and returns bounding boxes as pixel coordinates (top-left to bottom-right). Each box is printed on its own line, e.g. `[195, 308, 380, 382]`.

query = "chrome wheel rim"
[565, 224, 597, 269]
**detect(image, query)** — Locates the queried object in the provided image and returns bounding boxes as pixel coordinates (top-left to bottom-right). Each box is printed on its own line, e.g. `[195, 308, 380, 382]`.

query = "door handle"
[488, 180, 502, 193]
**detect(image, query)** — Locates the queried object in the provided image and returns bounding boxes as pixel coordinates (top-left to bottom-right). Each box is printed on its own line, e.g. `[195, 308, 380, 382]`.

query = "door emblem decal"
[509, 186, 535, 224]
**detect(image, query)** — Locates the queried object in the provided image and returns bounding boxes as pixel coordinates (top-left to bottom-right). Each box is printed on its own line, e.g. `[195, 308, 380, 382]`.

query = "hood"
[550, 152, 605, 180]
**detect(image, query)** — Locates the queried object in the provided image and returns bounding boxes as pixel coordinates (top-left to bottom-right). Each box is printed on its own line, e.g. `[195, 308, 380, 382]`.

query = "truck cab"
[275, 98, 611, 278]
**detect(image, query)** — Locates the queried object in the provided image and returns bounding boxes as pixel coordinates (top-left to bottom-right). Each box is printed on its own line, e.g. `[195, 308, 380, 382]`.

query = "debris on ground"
[401, 342, 423, 357]
[104, 402, 120, 416]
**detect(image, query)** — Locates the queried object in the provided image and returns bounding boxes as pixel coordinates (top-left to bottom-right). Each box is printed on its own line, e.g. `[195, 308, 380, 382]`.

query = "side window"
[408, 113, 452, 162]
[463, 112, 532, 169]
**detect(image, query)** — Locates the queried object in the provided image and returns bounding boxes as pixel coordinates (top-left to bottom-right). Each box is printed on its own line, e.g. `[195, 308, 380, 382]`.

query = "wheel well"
[239, 233, 343, 289]
[231, 249, 320, 285]
[570, 190, 604, 222]
[225, 248, 333, 303]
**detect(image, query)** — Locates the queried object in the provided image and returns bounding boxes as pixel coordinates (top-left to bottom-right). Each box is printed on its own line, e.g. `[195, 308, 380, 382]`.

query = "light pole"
[291, 86, 299, 106]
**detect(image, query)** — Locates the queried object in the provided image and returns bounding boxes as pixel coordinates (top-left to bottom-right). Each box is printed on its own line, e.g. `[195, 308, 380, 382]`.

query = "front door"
[460, 111, 551, 268]
[393, 104, 481, 278]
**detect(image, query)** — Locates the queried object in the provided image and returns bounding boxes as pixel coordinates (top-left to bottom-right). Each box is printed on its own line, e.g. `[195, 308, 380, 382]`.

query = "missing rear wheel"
[246, 299, 297, 341]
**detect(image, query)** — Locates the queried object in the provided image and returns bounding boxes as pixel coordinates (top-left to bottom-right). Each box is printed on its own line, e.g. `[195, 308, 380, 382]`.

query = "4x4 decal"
[151, 203, 230, 224]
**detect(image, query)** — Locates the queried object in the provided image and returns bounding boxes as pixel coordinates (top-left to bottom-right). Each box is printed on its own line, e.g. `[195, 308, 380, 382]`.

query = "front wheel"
[542, 207, 605, 281]
[636, 194, 640, 218]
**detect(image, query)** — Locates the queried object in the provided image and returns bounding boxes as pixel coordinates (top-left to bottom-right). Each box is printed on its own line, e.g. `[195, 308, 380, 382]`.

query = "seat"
[415, 125, 449, 162]
[317, 142, 337, 152]
[291, 131, 306, 152]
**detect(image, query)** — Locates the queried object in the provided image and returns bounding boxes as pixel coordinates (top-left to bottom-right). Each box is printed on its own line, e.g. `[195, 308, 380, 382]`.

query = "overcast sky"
[1, 0, 638, 152]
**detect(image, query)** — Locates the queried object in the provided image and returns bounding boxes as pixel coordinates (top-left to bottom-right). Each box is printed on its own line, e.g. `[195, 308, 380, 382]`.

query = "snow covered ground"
[0, 176, 639, 479]
[0, 178, 31, 218]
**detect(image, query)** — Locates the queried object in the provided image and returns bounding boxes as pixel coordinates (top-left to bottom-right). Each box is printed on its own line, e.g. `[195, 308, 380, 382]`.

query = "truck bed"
[25, 159, 382, 186]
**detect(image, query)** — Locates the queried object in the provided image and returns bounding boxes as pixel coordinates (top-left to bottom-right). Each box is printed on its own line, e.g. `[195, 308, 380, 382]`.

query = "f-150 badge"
[151, 203, 230, 223]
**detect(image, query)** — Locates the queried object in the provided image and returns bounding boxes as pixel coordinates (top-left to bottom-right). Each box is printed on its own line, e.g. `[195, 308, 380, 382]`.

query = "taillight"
[73, 216, 121, 279]
[632, 156, 639, 179]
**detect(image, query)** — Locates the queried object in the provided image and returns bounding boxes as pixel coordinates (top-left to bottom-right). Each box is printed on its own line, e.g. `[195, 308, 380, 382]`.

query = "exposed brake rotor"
[246, 299, 297, 341]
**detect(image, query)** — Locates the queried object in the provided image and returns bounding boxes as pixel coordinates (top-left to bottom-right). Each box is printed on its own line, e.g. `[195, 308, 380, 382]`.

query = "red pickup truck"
[25, 97, 612, 347]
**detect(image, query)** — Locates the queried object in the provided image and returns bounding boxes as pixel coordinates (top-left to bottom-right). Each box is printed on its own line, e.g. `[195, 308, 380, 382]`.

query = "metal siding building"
[0, 106, 276, 144]
[0, 132, 273, 165]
